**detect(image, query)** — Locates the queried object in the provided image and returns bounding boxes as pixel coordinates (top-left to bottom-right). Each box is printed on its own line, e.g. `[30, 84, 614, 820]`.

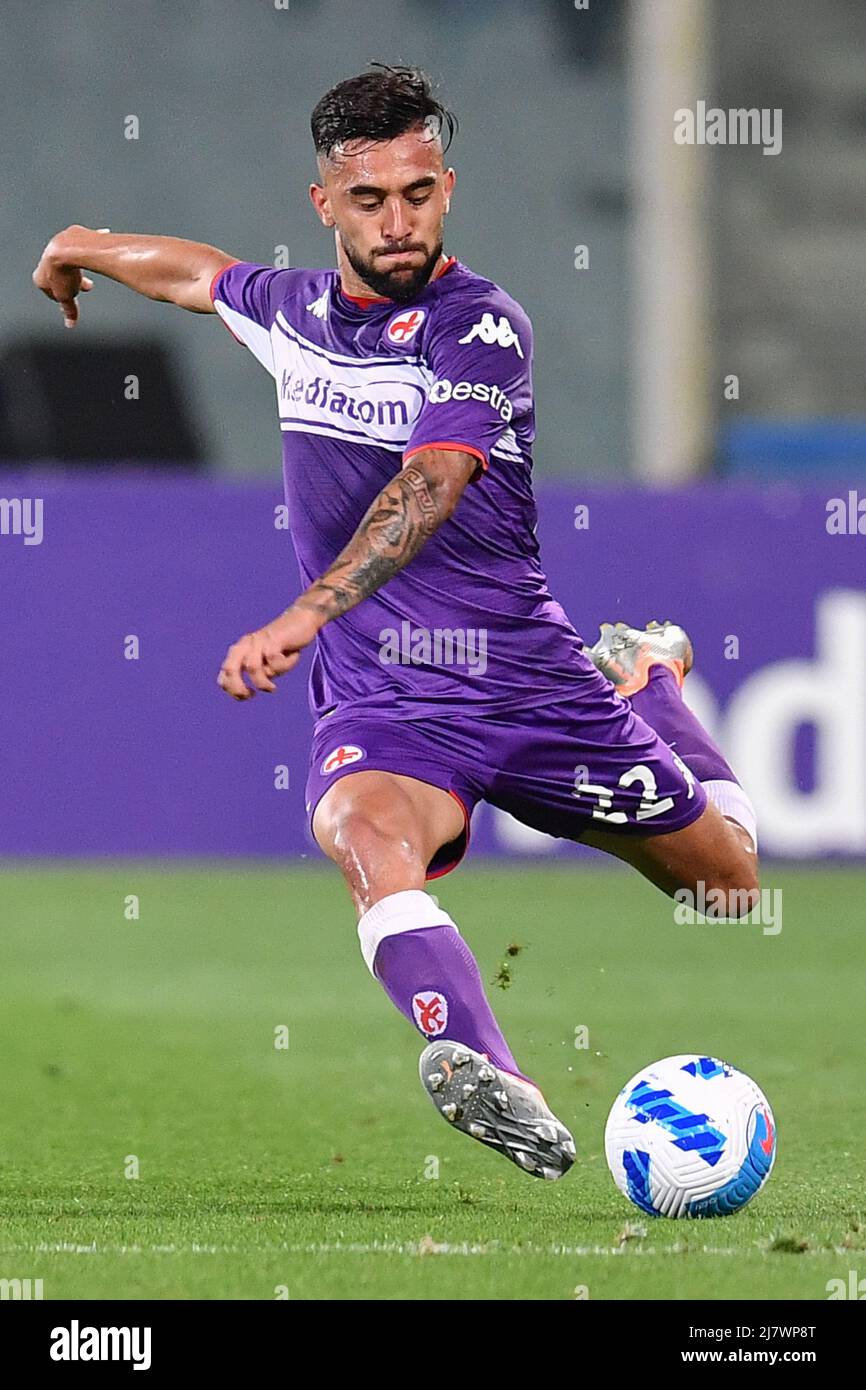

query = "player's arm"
[32, 223, 237, 326]
[295, 447, 477, 625]
[217, 448, 477, 700]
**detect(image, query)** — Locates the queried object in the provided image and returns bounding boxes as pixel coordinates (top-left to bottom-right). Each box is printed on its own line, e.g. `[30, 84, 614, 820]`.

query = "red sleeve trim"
[209, 258, 242, 306]
[402, 440, 489, 478]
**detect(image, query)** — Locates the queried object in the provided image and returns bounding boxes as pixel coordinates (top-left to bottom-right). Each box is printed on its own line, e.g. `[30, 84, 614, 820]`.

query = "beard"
[340, 230, 445, 304]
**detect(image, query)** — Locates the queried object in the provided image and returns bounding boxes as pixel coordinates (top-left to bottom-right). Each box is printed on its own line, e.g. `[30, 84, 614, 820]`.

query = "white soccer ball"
[604, 1054, 776, 1218]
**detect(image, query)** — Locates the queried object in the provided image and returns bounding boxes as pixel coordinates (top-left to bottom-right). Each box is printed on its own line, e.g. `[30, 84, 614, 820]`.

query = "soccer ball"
[604, 1054, 776, 1218]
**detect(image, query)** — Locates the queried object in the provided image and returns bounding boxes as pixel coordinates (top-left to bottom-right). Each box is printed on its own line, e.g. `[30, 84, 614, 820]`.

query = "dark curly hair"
[311, 63, 457, 162]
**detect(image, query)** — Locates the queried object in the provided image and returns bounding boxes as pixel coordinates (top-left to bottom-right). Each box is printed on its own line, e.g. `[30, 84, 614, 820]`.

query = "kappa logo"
[458, 312, 524, 359]
[306, 289, 329, 319]
[321, 744, 366, 775]
[386, 308, 426, 344]
[412, 990, 449, 1036]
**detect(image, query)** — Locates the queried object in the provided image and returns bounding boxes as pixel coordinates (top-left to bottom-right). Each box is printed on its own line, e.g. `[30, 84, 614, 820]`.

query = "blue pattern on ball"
[622, 1149, 659, 1216]
[686, 1108, 775, 1217]
[681, 1057, 727, 1080]
[626, 1079, 727, 1166]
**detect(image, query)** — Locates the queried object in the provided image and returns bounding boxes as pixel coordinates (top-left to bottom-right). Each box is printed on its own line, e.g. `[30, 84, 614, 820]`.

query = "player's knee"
[702, 860, 761, 919]
[336, 806, 419, 870]
[720, 882, 761, 920]
[314, 783, 427, 879]
[327, 807, 429, 912]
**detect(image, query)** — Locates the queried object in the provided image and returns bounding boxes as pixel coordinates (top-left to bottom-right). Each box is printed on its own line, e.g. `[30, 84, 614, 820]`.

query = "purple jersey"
[211, 256, 593, 720]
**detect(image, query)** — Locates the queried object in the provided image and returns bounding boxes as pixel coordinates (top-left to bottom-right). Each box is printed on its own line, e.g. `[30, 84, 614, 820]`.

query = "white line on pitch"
[0, 1240, 844, 1259]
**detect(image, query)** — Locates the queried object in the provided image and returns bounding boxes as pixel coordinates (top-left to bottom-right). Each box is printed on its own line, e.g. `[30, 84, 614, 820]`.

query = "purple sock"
[358, 893, 528, 1075]
[372, 922, 533, 1085]
[630, 665, 736, 784]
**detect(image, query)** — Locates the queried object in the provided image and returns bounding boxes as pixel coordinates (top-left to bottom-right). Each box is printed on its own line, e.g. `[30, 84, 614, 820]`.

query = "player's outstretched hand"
[217, 605, 321, 700]
[32, 230, 97, 328]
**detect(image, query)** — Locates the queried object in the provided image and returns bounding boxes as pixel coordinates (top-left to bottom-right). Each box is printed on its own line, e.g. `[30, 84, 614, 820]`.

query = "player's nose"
[380, 196, 412, 242]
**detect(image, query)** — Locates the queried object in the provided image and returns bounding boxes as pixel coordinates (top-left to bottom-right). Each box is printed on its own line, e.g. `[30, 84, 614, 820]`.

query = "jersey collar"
[337, 255, 457, 309]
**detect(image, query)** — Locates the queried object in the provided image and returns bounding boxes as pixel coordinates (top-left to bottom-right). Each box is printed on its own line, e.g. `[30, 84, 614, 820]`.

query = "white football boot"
[419, 1040, 576, 1180]
[586, 619, 694, 697]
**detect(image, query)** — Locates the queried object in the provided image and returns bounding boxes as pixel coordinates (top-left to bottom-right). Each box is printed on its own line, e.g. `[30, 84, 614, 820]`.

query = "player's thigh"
[581, 799, 759, 904]
[313, 768, 465, 872]
[488, 694, 707, 860]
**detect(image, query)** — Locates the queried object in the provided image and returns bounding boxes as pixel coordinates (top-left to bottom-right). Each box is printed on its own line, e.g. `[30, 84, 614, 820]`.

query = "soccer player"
[34, 64, 758, 1182]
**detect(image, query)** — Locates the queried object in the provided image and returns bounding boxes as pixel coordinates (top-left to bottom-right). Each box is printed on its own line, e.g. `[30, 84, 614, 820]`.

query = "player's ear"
[309, 183, 335, 227]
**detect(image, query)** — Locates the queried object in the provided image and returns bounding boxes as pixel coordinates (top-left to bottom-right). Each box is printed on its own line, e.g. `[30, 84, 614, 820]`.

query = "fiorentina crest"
[412, 990, 448, 1036]
[385, 308, 426, 344]
[320, 744, 366, 776]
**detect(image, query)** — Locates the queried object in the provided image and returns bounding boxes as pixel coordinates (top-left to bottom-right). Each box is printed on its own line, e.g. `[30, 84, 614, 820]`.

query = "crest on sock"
[412, 990, 448, 1036]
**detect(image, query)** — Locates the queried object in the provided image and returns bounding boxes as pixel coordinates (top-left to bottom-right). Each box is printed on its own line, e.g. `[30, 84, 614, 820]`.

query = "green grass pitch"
[0, 862, 862, 1300]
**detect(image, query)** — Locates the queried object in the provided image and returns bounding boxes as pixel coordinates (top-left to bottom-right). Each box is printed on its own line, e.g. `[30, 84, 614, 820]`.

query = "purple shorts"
[305, 678, 708, 879]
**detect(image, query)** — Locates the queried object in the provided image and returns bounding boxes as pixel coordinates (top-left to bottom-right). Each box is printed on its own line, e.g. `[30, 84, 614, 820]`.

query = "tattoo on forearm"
[297, 465, 444, 621]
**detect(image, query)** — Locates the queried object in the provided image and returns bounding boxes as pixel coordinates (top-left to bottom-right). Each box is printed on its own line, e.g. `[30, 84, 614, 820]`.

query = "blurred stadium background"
[2, 0, 864, 861]
[1, 0, 864, 1303]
